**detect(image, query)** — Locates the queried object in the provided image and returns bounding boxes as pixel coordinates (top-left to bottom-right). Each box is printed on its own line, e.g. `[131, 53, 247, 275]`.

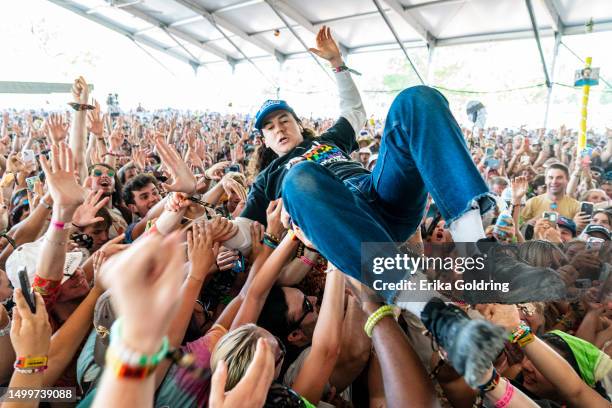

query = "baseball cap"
[358, 147, 372, 155]
[6, 240, 83, 289]
[93, 291, 116, 367]
[583, 224, 611, 240]
[557, 216, 577, 237]
[254, 100, 295, 131]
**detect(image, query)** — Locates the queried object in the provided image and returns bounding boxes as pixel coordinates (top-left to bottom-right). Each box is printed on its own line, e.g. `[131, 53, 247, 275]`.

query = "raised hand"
[109, 123, 125, 153]
[101, 232, 183, 354]
[11, 289, 52, 358]
[45, 113, 69, 145]
[221, 176, 247, 203]
[249, 221, 265, 261]
[98, 233, 129, 258]
[511, 176, 528, 203]
[205, 161, 231, 181]
[73, 190, 110, 228]
[308, 25, 342, 66]
[266, 199, 284, 238]
[87, 100, 104, 136]
[39, 142, 85, 208]
[208, 216, 237, 242]
[187, 222, 218, 278]
[209, 338, 275, 408]
[155, 138, 197, 194]
[72, 76, 89, 105]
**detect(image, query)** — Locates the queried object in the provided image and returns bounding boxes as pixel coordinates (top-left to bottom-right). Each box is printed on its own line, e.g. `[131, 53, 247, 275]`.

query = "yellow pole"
[578, 57, 592, 156]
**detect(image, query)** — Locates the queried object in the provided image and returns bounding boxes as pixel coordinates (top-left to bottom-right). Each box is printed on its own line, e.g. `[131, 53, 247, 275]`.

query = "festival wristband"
[50, 219, 70, 230]
[332, 65, 362, 76]
[364, 305, 395, 337]
[299, 255, 317, 268]
[508, 321, 534, 347]
[13, 366, 48, 375]
[105, 347, 156, 379]
[477, 367, 500, 393]
[109, 318, 169, 367]
[67, 102, 95, 111]
[14, 356, 48, 369]
[494, 380, 515, 408]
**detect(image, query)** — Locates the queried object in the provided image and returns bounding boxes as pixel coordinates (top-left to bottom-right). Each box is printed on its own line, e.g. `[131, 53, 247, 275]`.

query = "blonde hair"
[210, 324, 264, 391]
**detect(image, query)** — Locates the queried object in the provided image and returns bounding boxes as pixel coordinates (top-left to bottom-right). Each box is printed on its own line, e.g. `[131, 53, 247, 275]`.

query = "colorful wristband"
[13, 366, 47, 375]
[109, 318, 169, 367]
[50, 220, 69, 230]
[508, 321, 531, 343]
[332, 65, 362, 76]
[299, 256, 317, 268]
[106, 347, 156, 379]
[262, 237, 278, 249]
[494, 380, 515, 408]
[364, 305, 395, 337]
[477, 367, 500, 393]
[14, 356, 48, 369]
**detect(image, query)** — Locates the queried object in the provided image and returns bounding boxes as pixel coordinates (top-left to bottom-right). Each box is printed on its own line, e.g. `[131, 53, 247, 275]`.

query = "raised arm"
[36, 143, 86, 282]
[486, 304, 609, 408]
[68, 77, 90, 183]
[309, 26, 366, 133]
[291, 267, 345, 405]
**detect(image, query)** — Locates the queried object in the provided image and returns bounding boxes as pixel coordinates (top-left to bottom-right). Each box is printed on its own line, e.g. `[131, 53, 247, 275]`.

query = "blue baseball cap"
[254, 100, 295, 131]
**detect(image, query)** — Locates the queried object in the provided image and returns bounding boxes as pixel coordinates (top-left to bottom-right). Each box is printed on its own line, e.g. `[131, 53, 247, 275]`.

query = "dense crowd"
[0, 26, 610, 408]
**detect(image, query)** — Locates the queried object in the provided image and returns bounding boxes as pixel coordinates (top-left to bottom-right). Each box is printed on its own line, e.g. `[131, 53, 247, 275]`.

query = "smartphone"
[586, 236, 605, 250]
[485, 147, 495, 157]
[542, 211, 558, 223]
[580, 202, 594, 216]
[18, 268, 36, 313]
[25, 175, 39, 192]
[21, 149, 35, 165]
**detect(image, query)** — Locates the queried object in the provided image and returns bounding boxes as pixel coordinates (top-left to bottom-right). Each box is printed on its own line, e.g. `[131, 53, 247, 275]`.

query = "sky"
[0, 0, 610, 130]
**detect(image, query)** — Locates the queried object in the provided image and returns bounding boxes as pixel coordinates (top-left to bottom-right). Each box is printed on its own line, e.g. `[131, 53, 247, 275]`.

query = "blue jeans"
[282, 86, 495, 302]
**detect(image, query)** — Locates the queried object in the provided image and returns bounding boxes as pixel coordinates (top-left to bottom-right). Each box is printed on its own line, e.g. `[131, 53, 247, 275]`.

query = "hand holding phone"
[18, 268, 36, 313]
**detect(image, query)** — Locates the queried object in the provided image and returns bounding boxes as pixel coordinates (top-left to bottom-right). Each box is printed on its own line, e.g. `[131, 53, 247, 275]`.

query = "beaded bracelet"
[109, 319, 169, 367]
[364, 305, 395, 337]
[0, 317, 10, 337]
[263, 232, 280, 245]
[14, 356, 48, 369]
[262, 237, 278, 249]
[494, 380, 515, 408]
[508, 321, 535, 347]
[508, 321, 529, 343]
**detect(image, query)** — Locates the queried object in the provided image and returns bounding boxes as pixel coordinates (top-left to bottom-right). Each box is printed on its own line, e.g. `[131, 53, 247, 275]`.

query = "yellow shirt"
[521, 194, 580, 223]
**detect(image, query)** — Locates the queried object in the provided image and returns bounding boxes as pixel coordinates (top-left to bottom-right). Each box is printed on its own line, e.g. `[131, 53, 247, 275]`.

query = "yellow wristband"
[364, 305, 395, 337]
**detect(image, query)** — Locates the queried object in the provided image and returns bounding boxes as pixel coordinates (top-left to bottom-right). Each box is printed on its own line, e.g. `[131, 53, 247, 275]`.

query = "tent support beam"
[372, 0, 424, 84]
[525, 0, 551, 88]
[543, 31, 562, 129]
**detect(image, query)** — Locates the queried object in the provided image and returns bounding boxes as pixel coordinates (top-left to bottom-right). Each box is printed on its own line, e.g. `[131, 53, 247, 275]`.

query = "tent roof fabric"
[48, 0, 612, 68]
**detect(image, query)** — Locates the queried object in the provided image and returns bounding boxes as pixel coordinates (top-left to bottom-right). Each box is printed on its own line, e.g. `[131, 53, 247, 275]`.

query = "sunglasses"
[92, 169, 115, 178]
[274, 336, 286, 366]
[290, 296, 314, 331]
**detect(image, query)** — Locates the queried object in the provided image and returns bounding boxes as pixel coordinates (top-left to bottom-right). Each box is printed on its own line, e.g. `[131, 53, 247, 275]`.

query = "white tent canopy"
[48, 0, 612, 72]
